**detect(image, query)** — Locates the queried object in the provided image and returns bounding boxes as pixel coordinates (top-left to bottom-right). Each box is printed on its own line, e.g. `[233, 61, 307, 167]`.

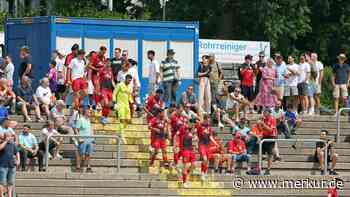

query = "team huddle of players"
[144, 89, 251, 187]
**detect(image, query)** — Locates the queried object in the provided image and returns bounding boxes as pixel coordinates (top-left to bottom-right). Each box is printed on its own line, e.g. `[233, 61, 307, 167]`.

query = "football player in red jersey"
[99, 60, 115, 124]
[196, 114, 217, 181]
[149, 109, 170, 168]
[179, 121, 197, 188]
[169, 105, 187, 143]
[88, 46, 107, 105]
[144, 89, 165, 123]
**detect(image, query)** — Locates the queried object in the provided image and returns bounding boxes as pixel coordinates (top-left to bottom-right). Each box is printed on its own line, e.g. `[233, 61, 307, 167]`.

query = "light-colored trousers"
[199, 77, 211, 114]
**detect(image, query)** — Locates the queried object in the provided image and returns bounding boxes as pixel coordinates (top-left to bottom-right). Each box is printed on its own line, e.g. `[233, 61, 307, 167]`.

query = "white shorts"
[333, 84, 348, 98]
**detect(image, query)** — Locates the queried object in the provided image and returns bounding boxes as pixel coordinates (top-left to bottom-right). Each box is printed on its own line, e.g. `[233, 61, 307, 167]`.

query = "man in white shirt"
[297, 54, 311, 114]
[4, 56, 14, 87]
[311, 53, 324, 114]
[147, 50, 160, 95]
[284, 56, 299, 111]
[67, 50, 87, 109]
[36, 77, 53, 117]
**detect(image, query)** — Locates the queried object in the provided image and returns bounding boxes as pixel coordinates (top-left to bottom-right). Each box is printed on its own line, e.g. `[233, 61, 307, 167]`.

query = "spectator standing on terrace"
[254, 58, 278, 109]
[284, 56, 299, 111]
[110, 48, 123, 82]
[3, 56, 14, 87]
[0, 132, 19, 197]
[310, 53, 324, 114]
[52, 51, 66, 100]
[36, 77, 54, 118]
[254, 52, 266, 98]
[198, 55, 211, 114]
[332, 53, 350, 114]
[315, 130, 338, 175]
[18, 46, 33, 81]
[147, 50, 160, 95]
[18, 125, 43, 171]
[47, 60, 58, 96]
[297, 54, 310, 114]
[16, 76, 43, 122]
[240, 55, 255, 104]
[274, 53, 287, 101]
[161, 49, 180, 106]
[209, 53, 222, 106]
[75, 108, 95, 173]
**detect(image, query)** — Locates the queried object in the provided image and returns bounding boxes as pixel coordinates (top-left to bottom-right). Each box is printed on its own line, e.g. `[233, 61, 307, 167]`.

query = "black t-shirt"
[19, 55, 33, 78]
[255, 60, 266, 83]
[101, 79, 113, 90]
[315, 139, 332, 154]
[198, 63, 211, 78]
[0, 142, 17, 168]
[110, 57, 123, 81]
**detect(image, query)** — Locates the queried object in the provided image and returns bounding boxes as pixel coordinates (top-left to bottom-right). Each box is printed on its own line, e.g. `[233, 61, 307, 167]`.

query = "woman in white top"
[36, 77, 54, 118]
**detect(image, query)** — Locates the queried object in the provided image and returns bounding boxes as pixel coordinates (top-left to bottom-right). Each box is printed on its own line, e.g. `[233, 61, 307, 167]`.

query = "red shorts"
[72, 78, 87, 92]
[173, 151, 182, 165]
[101, 89, 113, 102]
[151, 138, 167, 150]
[182, 150, 196, 164]
[199, 144, 212, 160]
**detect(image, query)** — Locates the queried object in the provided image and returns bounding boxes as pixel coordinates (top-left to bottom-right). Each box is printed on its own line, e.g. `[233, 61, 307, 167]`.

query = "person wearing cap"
[19, 46, 33, 81]
[0, 131, 20, 197]
[147, 50, 161, 95]
[198, 55, 212, 114]
[226, 132, 251, 174]
[18, 124, 43, 171]
[67, 49, 88, 109]
[36, 77, 54, 118]
[240, 54, 255, 103]
[3, 55, 14, 87]
[332, 53, 350, 114]
[274, 53, 287, 101]
[254, 52, 266, 97]
[257, 108, 277, 175]
[15, 76, 43, 122]
[315, 130, 338, 175]
[208, 53, 222, 106]
[160, 49, 181, 106]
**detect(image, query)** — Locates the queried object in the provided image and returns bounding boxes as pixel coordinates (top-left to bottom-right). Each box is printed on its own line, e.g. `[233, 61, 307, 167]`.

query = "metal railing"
[336, 107, 350, 142]
[45, 134, 122, 172]
[258, 139, 328, 175]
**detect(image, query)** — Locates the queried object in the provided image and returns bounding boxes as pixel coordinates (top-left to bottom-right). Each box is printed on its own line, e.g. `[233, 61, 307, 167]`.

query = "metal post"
[258, 139, 328, 175]
[45, 136, 50, 170]
[336, 108, 350, 142]
[108, 0, 113, 11]
[162, 0, 166, 21]
[117, 137, 121, 172]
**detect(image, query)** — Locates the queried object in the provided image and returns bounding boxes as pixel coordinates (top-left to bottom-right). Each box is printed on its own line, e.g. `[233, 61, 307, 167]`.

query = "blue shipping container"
[5, 16, 199, 102]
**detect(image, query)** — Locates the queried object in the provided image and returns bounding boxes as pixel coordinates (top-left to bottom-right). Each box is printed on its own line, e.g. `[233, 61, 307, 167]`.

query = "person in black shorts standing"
[19, 46, 33, 82]
[315, 130, 338, 175]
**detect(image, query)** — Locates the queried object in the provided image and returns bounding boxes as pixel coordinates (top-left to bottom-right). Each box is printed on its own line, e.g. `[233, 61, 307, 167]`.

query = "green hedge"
[321, 66, 333, 108]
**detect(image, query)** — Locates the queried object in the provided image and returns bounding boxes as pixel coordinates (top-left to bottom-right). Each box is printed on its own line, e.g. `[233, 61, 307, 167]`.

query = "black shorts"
[297, 82, 308, 96]
[241, 85, 254, 101]
[262, 137, 276, 155]
[314, 150, 331, 163]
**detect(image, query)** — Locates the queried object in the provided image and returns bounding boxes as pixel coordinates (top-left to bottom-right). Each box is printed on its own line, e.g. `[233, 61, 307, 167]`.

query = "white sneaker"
[55, 153, 63, 160]
[48, 153, 53, 160]
[200, 173, 207, 182]
[183, 182, 190, 188]
[218, 122, 224, 128]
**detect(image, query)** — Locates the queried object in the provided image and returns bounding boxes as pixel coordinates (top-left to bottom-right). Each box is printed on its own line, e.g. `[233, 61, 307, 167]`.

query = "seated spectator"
[51, 100, 75, 135]
[315, 130, 338, 175]
[0, 132, 19, 197]
[38, 121, 62, 163]
[16, 76, 43, 122]
[0, 79, 15, 114]
[213, 93, 235, 129]
[36, 77, 54, 118]
[18, 125, 43, 171]
[3, 56, 15, 87]
[0, 99, 8, 124]
[226, 86, 250, 122]
[232, 118, 256, 155]
[180, 85, 198, 113]
[226, 132, 251, 174]
[75, 108, 95, 173]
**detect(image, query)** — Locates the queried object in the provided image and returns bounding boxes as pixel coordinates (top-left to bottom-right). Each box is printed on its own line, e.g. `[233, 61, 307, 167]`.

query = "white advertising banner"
[56, 36, 82, 56]
[199, 39, 270, 63]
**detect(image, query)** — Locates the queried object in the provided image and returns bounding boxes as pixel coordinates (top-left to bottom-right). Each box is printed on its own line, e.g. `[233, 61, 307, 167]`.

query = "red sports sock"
[149, 154, 156, 166]
[201, 163, 208, 173]
[182, 171, 188, 183]
[102, 106, 109, 117]
[162, 154, 168, 163]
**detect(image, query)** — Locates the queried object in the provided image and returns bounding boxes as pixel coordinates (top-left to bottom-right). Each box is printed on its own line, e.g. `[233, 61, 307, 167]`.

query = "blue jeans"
[0, 167, 16, 185]
[163, 80, 178, 106]
[78, 138, 95, 156]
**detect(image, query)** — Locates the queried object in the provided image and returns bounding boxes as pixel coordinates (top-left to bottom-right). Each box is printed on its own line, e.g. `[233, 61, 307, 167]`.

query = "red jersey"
[328, 187, 338, 197]
[196, 123, 212, 145]
[227, 139, 246, 154]
[99, 67, 113, 90]
[240, 67, 254, 86]
[181, 130, 194, 151]
[145, 96, 164, 118]
[149, 117, 167, 140]
[262, 116, 277, 137]
[90, 52, 106, 70]
[65, 52, 76, 66]
[170, 113, 186, 133]
[209, 137, 224, 154]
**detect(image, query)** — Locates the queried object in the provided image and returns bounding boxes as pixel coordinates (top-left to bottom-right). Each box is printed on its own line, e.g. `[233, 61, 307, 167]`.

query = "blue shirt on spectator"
[16, 85, 35, 103]
[0, 106, 8, 123]
[233, 126, 251, 137]
[332, 63, 350, 84]
[19, 133, 38, 149]
[0, 141, 17, 168]
[274, 63, 287, 87]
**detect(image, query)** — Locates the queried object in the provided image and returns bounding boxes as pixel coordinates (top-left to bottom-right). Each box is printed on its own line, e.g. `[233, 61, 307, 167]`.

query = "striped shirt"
[161, 58, 180, 82]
